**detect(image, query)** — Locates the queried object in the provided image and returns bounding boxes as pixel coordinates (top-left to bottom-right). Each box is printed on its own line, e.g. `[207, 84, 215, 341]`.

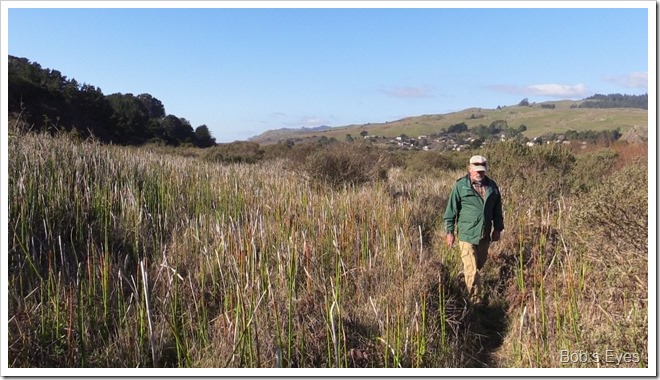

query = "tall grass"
[487, 143, 648, 368]
[7, 128, 648, 369]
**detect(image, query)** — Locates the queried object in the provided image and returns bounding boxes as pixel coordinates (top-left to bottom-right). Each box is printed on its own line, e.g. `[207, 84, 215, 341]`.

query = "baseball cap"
[469, 155, 487, 172]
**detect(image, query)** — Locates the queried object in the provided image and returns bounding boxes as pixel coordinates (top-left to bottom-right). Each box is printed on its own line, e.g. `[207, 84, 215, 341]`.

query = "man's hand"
[491, 230, 501, 242]
[445, 233, 455, 247]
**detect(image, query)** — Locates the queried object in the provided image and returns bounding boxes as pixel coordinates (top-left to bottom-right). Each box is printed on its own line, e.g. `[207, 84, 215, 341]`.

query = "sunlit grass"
[8, 128, 648, 368]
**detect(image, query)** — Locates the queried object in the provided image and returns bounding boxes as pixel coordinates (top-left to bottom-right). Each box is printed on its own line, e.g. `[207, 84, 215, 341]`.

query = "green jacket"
[443, 174, 504, 245]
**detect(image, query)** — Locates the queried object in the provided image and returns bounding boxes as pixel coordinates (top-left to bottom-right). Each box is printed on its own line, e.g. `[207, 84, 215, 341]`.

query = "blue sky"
[3, 2, 653, 143]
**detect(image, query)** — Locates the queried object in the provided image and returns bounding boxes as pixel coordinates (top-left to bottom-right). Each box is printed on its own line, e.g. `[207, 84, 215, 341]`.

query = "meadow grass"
[7, 128, 648, 369]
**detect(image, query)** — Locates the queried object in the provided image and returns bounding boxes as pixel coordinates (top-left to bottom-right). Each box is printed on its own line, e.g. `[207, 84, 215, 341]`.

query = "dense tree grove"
[575, 93, 647, 110]
[8, 55, 217, 147]
[446, 122, 468, 134]
[549, 128, 622, 144]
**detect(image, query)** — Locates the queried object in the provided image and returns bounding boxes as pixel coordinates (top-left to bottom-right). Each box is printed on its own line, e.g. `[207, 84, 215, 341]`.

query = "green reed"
[7, 131, 461, 367]
[13, 129, 644, 369]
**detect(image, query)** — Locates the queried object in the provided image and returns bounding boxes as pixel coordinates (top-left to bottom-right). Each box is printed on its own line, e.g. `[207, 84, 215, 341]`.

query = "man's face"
[469, 167, 486, 182]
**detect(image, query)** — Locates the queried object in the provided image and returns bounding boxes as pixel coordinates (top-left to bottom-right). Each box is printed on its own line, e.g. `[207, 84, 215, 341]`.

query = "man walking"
[443, 155, 504, 303]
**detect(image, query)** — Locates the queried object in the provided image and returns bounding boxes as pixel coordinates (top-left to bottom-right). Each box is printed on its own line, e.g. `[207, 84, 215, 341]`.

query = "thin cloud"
[486, 84, 524, 95]
[487, 83, 590, 98]
[379, 85, 435, 99]
[527, 84, 590, 97]
[602, 72, 648, 89]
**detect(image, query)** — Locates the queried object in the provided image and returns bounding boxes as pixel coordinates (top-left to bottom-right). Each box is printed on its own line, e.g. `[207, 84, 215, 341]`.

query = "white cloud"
[603, 72, 648, 89]
[379, 85, 435, 99]
[527, 83, 590, 97]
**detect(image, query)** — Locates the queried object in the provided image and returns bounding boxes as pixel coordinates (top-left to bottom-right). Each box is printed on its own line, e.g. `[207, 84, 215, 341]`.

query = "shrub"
[202, 141, 264, 164]
[284, 143, 318, 166]
[393, 150, 470, 177]
[401, 151, 453, 174]
[447, 122, 468, 134]
[567, 157, 647, 254]
[482, 140, 575, 204]
[562, 157, 648, 366]
[302, 142, 393, 187]
[261, 141, 294, 161]
[569, 148, 618, 193]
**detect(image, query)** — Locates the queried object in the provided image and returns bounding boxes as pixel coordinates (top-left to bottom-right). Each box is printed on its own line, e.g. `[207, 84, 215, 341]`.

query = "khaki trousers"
[459, 239, 490, 295]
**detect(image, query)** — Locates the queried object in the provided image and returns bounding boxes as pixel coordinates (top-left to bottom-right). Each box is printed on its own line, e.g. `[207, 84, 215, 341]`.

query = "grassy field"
[250, 102, 647, 144]
[7, 124, 649, 372]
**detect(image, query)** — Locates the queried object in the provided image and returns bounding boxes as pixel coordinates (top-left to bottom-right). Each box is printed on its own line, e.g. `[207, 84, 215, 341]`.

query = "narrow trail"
[468, 301, 508, 367]
[425, 256, 510, 368]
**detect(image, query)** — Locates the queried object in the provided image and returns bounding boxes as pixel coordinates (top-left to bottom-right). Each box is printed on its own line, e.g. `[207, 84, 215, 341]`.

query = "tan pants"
[459, 240, 490, 295]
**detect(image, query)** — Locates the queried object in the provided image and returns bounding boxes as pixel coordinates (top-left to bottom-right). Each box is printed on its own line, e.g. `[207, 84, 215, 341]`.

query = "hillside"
[249, 100, 648, 145]
[249, 125, 332, 143]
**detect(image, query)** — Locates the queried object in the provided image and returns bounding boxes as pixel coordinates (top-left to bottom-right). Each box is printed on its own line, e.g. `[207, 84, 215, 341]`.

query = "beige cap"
[469, 155, 487, 172]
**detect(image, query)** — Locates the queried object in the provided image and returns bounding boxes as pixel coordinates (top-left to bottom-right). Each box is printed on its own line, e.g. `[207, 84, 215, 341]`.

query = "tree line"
[575, 93, 647, 110]
[8, 55, 217, 147]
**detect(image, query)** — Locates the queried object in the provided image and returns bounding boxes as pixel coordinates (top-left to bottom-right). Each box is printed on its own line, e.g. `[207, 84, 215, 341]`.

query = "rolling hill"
[249, 100, 648, 145]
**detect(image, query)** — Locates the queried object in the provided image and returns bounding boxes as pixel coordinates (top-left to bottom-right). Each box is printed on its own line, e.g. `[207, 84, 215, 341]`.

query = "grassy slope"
[251, 101, 648, 144]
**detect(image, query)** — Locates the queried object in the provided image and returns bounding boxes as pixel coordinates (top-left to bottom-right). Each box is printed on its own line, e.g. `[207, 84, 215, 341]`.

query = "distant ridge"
[248, 125, 333, 142]
[249, 97, 648, 145]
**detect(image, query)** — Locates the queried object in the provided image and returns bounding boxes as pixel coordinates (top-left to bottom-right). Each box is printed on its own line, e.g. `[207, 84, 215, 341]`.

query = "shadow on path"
[467, 300, 508, 367]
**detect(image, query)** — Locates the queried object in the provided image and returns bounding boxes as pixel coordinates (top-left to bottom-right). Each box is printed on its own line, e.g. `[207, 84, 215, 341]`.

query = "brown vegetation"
[7, 122, 649, 370]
